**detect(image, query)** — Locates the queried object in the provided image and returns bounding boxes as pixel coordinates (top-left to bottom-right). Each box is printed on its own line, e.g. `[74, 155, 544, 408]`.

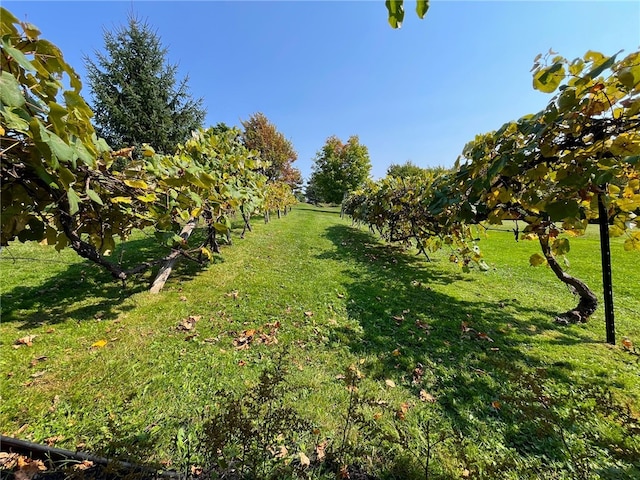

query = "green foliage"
[1, 7, 121, 252]
[386, 160, 448, 179]
[263, 181, 297, 220]
[343, 173, 485, 271]
[200, 354, 315, 479]
[0, 9, 274, 285]
[241, 112, 302, 191]
[345, 49, 640, 323]
[84, 15, 205, 155]
[308, 135, 372, 204]
[386, 0, 429, 28]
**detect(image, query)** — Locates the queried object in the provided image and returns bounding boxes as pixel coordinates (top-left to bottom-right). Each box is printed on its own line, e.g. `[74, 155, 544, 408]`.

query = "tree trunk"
[149, 219, 197, 294]
[539, 235, 598, 323]
[240, 205, 252, 239]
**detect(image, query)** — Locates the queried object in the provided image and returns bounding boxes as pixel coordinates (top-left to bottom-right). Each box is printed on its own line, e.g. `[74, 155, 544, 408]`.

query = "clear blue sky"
[5, 1, 640, 181]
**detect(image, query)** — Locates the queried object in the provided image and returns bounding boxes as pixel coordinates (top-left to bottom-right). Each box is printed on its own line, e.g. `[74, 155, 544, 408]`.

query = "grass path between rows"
[1, 204, 639, 478]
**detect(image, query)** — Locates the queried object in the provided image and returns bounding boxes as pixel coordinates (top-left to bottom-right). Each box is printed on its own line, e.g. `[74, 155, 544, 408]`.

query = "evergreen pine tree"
[85, 15, 205, 156]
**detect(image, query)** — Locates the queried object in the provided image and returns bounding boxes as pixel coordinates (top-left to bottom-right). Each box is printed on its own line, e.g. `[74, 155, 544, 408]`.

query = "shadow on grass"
[317, 224, 638, 475]
[0, 229, 215, 328]
[295, 204, 341, 215]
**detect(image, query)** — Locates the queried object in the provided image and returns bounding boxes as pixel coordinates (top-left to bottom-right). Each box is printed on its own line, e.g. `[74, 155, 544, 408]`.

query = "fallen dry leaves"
[299, 452, 310, 467]
[420, 390, 436, 403]
[14, 335, 36, 348]
[0, 454, 47, 480]
[176, 315, 201, 331]
[232, 321, 280, 350]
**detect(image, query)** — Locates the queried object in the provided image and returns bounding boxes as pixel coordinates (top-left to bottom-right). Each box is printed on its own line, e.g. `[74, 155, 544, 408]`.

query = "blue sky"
[5, 1, 640, 181]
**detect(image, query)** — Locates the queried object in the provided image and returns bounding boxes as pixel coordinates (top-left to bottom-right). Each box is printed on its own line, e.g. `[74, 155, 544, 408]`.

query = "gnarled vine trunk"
[149, 218, 198, 294]
[539, 235, 598, 323]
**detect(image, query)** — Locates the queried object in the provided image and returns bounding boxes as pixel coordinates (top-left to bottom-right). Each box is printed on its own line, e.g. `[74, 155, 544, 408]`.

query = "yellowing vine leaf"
[529, 253, 547, 267]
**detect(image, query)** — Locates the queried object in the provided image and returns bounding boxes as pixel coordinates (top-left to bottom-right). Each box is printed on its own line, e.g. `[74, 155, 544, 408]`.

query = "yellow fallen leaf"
[385, 379, 396, 388]
[91, 339, 107, 348]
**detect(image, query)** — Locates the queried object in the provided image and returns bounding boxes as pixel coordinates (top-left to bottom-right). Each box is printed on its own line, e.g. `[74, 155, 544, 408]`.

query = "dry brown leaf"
[275, 445, 288, 459]
[392, 348, 401, 357]
[30, 371, 46, 378]
[30, 356, 48, 367]
[385, 379, 396, 388]
[15, 335, 36, 347]
[45, 435, 64, 446]
[339, 465, 350, 479]
[15, 457, 47, 480]
[420, 390, 436, 403]
[477, 332, 494, 342]
[14, 424, 29, 435]
[177, 315, 201, 332]
[622, 337, 633, 350]
[299, 451, 310, 467]
[179, 296, 188, 302]
[304, 311, 314, 317]
[412, 365, 424, 384]
[491, 400, 502, 410]
[315, 440, 327, 461]
[49, 395, 60, 413]
[72, 460, 94, 471]
[396, 402, 410, 420]
[0, 452, 21, 469]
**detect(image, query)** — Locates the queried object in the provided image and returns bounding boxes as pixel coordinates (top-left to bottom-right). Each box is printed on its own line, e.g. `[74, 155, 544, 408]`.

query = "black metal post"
[598, 192, 615, 345]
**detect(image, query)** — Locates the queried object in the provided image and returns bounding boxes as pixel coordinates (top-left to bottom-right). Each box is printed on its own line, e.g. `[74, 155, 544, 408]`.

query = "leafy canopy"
[309, 135, 372, 204]
[84, 15, 206, 155]
[386, 161, 448, 179]
[241, 112, 302, 191]
[0, 8, 270, 284]
[345, 48, 640, 323]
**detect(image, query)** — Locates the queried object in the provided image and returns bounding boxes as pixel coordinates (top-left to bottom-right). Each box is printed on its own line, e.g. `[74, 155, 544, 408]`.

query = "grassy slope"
[1, 205, 638, 478]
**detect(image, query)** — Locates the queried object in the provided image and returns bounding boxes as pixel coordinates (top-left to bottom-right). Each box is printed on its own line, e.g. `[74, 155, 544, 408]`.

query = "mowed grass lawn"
[1, 204, 639, 479]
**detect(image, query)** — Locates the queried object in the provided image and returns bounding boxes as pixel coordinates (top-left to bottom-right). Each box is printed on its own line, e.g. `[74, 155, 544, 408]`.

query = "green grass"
[1, 205, 639, 479]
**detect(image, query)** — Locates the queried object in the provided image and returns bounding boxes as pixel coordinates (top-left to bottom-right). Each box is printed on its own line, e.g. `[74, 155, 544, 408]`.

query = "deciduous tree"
[309, 135, 372, 204]
[241, 112, 302, 191]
